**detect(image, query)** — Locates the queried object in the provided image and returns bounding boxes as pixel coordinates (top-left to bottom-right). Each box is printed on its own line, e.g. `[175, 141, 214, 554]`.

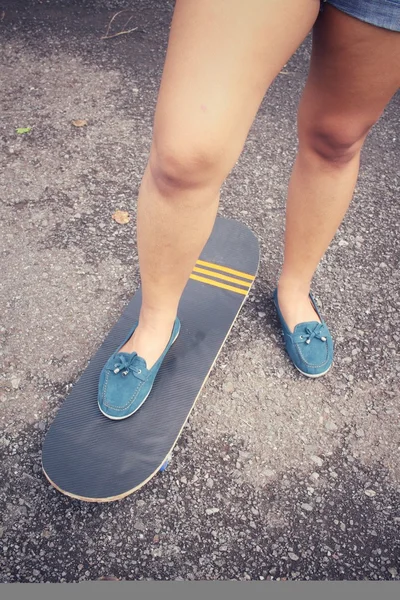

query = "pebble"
[222, 381, 234, 394]
[288, 552, 299, 561]
[388, 567, 398, 578]
[206, 508, 220, 516]
[325, 420, 338, 432]
[301, 503, 313, 512]
[206, 478, 214, 489]
[355, 429, 365, 438]
[364, 489, 376, 498]
[11, 377, 21, 390]
[310, 455, 323, 467]
[134, 520, 146, 531]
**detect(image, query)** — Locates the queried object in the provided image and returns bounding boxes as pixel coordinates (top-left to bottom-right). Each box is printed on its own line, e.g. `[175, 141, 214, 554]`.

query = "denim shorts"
[322, 0, 400, 32]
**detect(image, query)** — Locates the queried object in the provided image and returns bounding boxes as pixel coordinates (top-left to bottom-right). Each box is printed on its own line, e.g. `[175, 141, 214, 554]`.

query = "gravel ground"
[1, 0, 399, 582]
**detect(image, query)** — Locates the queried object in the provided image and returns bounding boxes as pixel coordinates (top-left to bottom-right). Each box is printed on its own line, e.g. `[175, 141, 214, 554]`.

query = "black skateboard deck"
[42, 217, 260, 502]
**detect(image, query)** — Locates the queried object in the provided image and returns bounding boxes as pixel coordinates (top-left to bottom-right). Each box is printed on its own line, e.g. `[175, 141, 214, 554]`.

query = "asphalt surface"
[1, 0, 399, 583]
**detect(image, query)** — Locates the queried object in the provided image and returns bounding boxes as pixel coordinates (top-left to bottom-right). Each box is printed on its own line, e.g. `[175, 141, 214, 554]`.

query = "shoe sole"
[294, 363, 332, 379]
[98, 328, 180, 421]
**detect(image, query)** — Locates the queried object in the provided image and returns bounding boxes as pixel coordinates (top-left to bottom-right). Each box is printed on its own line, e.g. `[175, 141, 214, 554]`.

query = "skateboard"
[42, 217, 260, 502]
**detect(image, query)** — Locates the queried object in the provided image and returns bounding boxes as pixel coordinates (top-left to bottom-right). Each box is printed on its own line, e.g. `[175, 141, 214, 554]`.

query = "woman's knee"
[299, 114, 376, 166]
[148, 134, 229, 197]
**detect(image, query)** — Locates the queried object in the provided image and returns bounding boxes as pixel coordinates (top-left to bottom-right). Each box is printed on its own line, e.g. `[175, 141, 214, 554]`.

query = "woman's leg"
[123, 0, 320, 367]
[278, 5, 400, 332]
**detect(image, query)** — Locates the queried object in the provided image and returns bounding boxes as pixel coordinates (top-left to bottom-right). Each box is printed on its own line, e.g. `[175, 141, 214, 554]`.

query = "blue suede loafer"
[98, 317, 181, 420]
[273, 288, 333, 378]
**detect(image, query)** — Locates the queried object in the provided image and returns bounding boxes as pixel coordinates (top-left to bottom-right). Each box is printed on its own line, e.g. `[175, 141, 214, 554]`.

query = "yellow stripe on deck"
[192, 267, 251, 288]
[196, 259, 255, 282]
[189, 274, 248, 295]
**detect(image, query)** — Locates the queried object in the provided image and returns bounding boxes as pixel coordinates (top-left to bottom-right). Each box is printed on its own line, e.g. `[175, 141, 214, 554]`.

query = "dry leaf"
[71, 119, 88, 127]
[112, 210, 130, 224]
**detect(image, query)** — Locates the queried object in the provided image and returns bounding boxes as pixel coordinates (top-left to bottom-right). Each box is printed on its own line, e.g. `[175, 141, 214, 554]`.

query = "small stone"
[11, 377, 21, 390]
[33, 569, 40, 577]
[325, 420, 338, 432]
[206, 478, 214, 489]
[265, 469, 275, 478]
[311, 455, 323, 467]
[365, 489, 376, 498]
[153, 535, 160, 543]
[355, 429, 365, 438]
[310, 472, 320, 481]
[338, 240, 349, 246]
[388, 567, 398, 578]
[222, 381, 234, 394]
[258, 312, 266, 318]
[134, 520, 146, 531]
[205, 508, 220, 516]
[37, 421, 46, 432]
[301, 503, 313, 512]
[288, 552, 299, 561]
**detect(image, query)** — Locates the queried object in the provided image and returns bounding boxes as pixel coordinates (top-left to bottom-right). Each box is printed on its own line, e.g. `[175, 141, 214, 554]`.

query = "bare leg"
[278, 5, 400, 331]
[121, 0, 320, 367]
